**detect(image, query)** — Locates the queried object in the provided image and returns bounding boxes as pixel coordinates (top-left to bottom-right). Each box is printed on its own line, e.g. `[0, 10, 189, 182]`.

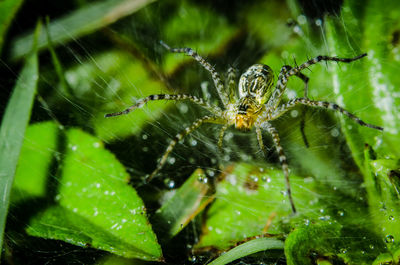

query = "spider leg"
[255, 126, 268, 157]
[147, 116, 224, 182]
[105, 94, 222, 117]
[286, 54, 367, 79]
[269, 54, 366, 110]
[218, 124, 229, 152]
[281, 65, 309, 97]
[281, 65, 310, 148]
[261, 122, 296, 213]
[299, 113, 310, 148]
[226, 66, 238, 103]
[271, 98, 384, 131]
[160, 41, 230, 107]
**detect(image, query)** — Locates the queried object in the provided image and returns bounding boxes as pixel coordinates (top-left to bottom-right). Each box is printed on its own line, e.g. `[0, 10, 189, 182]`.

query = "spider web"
[2, 0, 397, 264]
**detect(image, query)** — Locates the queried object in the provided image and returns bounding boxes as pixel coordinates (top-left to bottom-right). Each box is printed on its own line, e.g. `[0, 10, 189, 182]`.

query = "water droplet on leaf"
[385, 234, 394, 243]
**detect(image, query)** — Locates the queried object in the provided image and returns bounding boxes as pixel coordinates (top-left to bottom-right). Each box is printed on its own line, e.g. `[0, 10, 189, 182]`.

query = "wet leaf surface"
[19, 124, 162, 260]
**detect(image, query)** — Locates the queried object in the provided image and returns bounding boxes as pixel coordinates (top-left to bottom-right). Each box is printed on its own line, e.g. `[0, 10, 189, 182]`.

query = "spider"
[105, 41, 383, 213]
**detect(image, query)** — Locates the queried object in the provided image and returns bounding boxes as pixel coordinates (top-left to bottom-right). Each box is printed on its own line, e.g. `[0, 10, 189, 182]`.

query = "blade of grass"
[44, 16, 72, 97]
[0, 22, 40, 256]
[0, 0, 24, 56]
[10, 0, 155, 61]
[207, 237, 284, 265]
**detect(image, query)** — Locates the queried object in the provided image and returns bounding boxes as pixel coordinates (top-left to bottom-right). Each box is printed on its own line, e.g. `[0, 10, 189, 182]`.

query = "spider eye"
[238, 64, 274, 104]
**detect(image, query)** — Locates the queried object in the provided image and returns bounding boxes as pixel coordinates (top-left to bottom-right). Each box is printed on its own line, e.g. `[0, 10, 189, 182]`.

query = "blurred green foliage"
[1, 0, 399, 264]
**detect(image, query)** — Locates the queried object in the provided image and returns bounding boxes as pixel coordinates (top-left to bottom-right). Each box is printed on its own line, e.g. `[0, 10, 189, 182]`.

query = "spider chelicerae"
[106, 41, 383, 213]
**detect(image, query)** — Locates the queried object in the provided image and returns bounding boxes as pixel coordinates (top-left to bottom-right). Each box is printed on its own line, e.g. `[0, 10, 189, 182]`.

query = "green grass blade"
[207, 237, 284, 265]
[44, 16, 72, 97]
[0, 0, 24, 56]
[0, 24, 39, 256]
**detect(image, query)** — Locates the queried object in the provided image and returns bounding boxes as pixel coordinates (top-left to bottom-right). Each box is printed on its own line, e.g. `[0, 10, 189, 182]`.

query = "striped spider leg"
[265, 52, 384, 133]
[280, 65, 311, 147]
[107, 42, 233, 182]
[259, 95, 384, 214]
[218, 67, 238, 151]
[268, 97, 384, 131]
[268, 53, 369, 111]
[255, 53, 383, 212]
[160, 41, 231, 107]
[284, 65, 310, 145]
[105, 94, 225, 182]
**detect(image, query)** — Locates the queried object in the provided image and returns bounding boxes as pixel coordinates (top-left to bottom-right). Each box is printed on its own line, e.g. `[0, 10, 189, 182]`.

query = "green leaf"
[372, 253, 395, 265]
[363, 0, 400, 157]
[323, 1, 400, 260]
[161, 1, 236, 74]
[285, 222, 385, 265]
[285, 223, 342, 265]
[28, 206, 159, 260]
[62, 50, 172, 141]
[10, 0, 156, 61]
[208, 237, 284, 265]
[152, 169, 211, 241]
[316, 259, 333, 265]
[325, 0, 399, 168]
[97, 254, 148, 265]
[244, 1, 293, 49]
[11, 121, 59, 203]
[195, 161, 386, 264]
[0, 21, 39, 257]
[363, 145, 400, 253]
[195, 163, 317, 250]
[0, 0, 24, 55]
[26, 128, 162, 260]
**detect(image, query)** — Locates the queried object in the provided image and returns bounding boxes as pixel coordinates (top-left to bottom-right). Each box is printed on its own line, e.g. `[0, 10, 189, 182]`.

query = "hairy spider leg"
[286, 53, 367, 79]
[269, 53, 367, 111]
[281, 65, 311, 148]
[299, 110, 310, 148]
[270, 98, 384, 131]
[160, 41, 230, 107]
[216, 67, 238, 151]
[261, 122, 296, 213]
[218, 124, 229, 152]
[105, 94, 222, 117]
[280, 65, 310, 98]
[226, 66, 238, 103]
[147, 116, 224, 182]
[255, 126, 268, 157]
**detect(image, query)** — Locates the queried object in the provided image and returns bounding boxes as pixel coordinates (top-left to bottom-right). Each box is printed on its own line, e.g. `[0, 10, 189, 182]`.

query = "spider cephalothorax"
[106, 42, 383, 213]
[235, 95, 264, 130]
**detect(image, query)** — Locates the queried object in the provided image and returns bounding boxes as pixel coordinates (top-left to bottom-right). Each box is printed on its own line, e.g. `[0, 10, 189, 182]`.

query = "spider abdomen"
[238, 64, 274, 105]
